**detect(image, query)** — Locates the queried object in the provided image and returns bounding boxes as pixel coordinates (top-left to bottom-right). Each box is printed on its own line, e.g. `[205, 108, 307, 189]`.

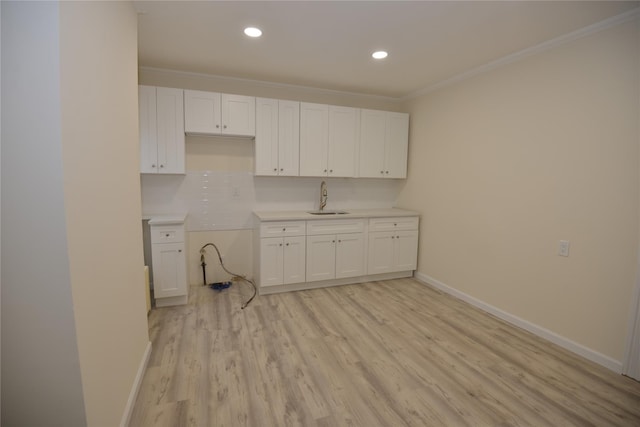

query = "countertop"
[147, 213, 188, 226]
[253, 208, 419, 222]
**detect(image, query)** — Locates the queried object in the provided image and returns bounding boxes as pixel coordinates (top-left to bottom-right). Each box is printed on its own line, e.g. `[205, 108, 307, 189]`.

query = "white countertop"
[147, 213, 188, 226]
[253, 208, 419, 222]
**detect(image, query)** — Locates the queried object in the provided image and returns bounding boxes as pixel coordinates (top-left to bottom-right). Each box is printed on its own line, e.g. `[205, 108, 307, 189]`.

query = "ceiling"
[134, 1, 639, 99]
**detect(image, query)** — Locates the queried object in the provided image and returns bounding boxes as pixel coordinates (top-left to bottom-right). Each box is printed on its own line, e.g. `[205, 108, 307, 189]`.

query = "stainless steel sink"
[307, 210, 349, 215]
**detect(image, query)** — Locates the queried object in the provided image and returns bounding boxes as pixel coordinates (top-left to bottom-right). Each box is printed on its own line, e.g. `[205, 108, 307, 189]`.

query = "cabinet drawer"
[307, 219, 365, 235]
[260, 221, 306, 238]
[150, 225, 185, 244]
[369, 216, 418, 232]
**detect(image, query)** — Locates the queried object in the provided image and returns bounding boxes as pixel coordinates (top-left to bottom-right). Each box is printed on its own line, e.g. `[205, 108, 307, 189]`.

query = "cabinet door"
[255, 98, 279, 176]
[335, 233, 365, 279]
[393, 230, 418, 271]
[367, 232, 395, 275]
[283, 236, 306, 284]
[328, 106, 358, 177]
[385, 112, 409, 178]
[156, 87, 185, 174]
[306, 234, 336, 282]
[260, 237, 284, 287]
[184, 89, 221, 134]
[152, 242, 187, 298]
[358, 109, 387, 178]
[299, 103, 329, 176]
[278, 100, 300, 176]
[139, 85, 158, 173]
[222, 94, 255, 136]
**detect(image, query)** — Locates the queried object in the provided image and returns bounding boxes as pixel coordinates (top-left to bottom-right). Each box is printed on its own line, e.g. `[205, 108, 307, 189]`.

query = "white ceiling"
[134, 1, 639, 99]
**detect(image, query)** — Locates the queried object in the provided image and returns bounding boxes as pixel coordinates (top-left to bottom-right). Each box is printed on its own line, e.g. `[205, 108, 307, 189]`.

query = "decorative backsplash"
[141, 171, 404, 231]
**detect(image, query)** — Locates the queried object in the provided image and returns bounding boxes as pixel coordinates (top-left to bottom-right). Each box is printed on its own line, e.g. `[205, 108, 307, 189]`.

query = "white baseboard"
[414, 272, 623, 373]
[120, 341, 152, 427]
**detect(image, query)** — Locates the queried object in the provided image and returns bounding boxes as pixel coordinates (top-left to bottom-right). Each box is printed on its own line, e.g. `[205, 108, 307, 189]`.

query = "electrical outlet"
[558, 240, 570, 257]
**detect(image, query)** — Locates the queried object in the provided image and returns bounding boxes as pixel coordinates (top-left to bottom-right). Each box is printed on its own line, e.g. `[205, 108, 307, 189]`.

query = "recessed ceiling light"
[244, 27, 262, 38]
[372, 51, 388, 59]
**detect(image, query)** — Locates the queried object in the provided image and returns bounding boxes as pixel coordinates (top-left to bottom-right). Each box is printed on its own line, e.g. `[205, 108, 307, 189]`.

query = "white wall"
[2, 2, 149, 426]
[398, 18, 640, 365]
[1, 2, 87, 425]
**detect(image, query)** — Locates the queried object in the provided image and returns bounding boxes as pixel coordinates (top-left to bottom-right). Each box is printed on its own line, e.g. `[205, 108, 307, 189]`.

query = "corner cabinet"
[149, 217, 188, 307]
[368, 217, 419, 274]
[255, 98, 300, 176]
[299, 103, 359, 177]
[138, 86, 185, 174]
[359, 110, 409, 178]
[184, 89, 255, 137]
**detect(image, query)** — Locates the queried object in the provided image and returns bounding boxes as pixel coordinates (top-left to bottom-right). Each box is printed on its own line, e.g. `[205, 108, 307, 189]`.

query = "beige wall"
[398, 19, 640, 362]
[60, 2, 150, 426]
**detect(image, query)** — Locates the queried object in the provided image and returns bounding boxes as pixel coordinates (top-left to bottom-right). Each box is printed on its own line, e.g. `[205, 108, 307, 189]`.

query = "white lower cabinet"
[152, 242, 187, 298]
[368, 217, 419, 274]
[306, 233, 365, 282]
[258, 221, 306, 288]
[149, 218, 188, 306]
[260, 236, 306, 287]
[255, 214, 418, 293]
[306, 219, 365, 282]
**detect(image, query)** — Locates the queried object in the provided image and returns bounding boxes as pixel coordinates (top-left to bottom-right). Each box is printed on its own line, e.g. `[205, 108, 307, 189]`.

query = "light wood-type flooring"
[129, 278, 640, 426]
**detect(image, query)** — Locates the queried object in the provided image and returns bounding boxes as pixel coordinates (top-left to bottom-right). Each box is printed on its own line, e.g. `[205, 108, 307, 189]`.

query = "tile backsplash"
[141, 171, 405, 231]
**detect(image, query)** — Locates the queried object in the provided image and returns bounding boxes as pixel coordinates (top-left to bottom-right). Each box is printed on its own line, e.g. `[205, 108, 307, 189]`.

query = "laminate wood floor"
[129, 278, 640, 426]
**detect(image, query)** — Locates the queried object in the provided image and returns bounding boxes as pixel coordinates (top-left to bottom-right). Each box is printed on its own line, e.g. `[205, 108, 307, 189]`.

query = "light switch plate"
[558, 240, 570, 257]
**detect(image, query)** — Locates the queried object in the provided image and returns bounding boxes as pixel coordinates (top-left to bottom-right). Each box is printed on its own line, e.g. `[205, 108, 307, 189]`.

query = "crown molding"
[138, 66, 403, 104]
[402, 7, 640, 101]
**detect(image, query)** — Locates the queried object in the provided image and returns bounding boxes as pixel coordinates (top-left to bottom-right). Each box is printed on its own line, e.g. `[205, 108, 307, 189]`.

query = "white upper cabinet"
[184, 90, 255, 137]
[255, 98, 300, 176]
[299, 103, 329, 176]
[300, 103, 358, 177]
[278, 100, 301, 176]
[358, 109, 386, 178]
[223, 93, 256, 136]
[139, 85, 185, 174]
[328, 106, 359, 177]
[359, 110, 409, 178]
[184, 90, 221, 134]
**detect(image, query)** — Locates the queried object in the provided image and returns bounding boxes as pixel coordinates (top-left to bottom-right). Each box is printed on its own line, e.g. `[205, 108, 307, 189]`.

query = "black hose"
[199, 242, 257, 309]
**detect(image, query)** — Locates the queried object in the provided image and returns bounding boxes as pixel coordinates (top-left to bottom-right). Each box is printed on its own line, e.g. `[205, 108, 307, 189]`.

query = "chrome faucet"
[319, 180, 328, 211]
